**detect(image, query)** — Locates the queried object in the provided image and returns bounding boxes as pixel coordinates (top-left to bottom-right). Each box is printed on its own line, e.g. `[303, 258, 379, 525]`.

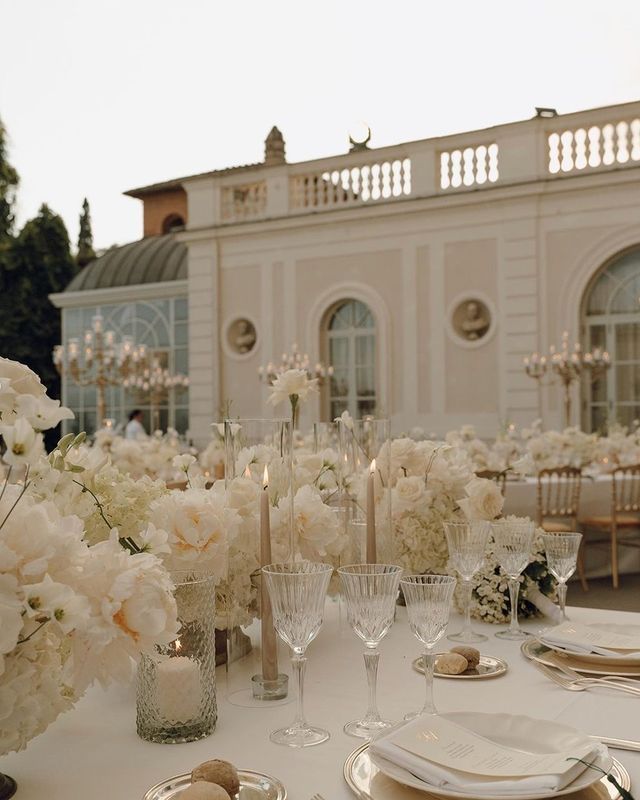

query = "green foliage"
[0, 116, 19, 242]
[76, 197, 96, 267]
[0, 204, 76, 409]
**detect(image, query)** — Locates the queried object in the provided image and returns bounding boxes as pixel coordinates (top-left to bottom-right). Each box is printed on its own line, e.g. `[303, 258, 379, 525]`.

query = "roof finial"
[264, 126, 286, 165]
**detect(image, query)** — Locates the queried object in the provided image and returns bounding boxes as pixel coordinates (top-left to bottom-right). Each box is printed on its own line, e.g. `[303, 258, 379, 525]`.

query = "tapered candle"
[260, 465, 279, 681]
[366, 458, 377, 563]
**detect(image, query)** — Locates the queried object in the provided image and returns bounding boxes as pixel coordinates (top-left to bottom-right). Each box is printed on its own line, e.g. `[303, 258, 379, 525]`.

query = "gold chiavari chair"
[536, 466, 588, 592]
[476, 470, 507, 498]
[580, 464, 640, 589]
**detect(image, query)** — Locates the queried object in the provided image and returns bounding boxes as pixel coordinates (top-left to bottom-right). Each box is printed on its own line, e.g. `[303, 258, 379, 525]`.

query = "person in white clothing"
[125, 409, 147, 440]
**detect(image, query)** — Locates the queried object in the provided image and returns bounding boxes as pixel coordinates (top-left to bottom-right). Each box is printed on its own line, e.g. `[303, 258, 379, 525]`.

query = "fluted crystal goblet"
[338, 564, 403, 738]
[444, 521, 490, 643]
[542, 532, 582, 620]
[262, 561, 333, 747]
[491, 519, 536, 640]
[401, 574, 457, 718]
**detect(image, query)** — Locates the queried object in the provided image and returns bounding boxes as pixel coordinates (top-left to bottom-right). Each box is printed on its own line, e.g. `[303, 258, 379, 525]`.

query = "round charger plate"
[143, 769, 286, 800]
[412, 654, 508, 679]
[344, 745, 629, 800]
[522, 639, 640, 678]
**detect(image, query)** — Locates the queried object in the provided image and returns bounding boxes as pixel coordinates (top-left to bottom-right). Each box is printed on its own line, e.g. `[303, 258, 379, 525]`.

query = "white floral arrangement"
[592, 422, 640, 472]
[0, 357, 179, 756]
[512, 425, 598, 475]
[467, 515, 557, 624]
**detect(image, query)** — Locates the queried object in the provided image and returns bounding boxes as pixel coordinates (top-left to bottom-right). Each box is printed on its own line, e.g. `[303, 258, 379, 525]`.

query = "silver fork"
[532, 659, 640, 696]
[546, 652, 640, 690]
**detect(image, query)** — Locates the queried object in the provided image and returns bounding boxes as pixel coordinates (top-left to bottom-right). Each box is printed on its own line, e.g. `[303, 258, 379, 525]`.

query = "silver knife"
[591, 735, 640, 752]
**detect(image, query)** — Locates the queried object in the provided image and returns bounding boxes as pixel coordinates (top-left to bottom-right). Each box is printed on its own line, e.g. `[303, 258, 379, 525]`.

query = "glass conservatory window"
[61, 296, 189, 435]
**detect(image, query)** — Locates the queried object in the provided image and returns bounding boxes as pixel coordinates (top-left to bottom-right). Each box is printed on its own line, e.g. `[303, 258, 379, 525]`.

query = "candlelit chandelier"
[257, 343, 334, 385]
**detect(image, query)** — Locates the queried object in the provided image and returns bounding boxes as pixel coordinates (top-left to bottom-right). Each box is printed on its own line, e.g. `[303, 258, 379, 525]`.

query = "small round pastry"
[180, 783, 231, 800]
[450, 645, 480, 669]
[435, 652, 468, 675]
[192, 760, 240, 797]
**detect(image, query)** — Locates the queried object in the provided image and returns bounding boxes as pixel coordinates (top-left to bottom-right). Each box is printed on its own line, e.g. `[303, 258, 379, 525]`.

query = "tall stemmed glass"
[401, 575, 457, 718]
[338, 564, 403, 739]
[444, 521, 490, 643]
[262, 562, 333, 747]
[542, 532, 582, 621]
[491, 519, 536, 640]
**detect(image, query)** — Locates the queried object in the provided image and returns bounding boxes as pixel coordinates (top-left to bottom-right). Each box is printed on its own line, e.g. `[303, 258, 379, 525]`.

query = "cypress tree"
[0, 116, 19, 242]
[77, 197, 96, 267]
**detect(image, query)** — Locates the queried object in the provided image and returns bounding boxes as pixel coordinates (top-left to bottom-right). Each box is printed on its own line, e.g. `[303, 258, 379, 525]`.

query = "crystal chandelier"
[524, 330, 610, 426]
[53, 314, 148, 426]
[257, 342, 334, 385]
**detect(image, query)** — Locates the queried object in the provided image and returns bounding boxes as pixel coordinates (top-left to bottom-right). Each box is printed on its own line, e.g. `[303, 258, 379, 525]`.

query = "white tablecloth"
[3, 604, 638, 799]
[504, 475, 640, 578]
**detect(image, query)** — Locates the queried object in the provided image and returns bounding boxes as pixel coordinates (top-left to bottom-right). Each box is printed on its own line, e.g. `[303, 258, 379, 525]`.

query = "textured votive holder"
[251, 673, 289, 701]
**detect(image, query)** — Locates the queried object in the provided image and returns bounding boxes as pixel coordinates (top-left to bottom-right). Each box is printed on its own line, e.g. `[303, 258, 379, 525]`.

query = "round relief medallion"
[451, 298, 492, 343]
[226, 318, 257, 355]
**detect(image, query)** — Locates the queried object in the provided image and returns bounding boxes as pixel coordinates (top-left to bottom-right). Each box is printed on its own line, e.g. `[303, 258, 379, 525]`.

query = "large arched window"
[583, 248, 640, 431]
[324, 299, 376, 419]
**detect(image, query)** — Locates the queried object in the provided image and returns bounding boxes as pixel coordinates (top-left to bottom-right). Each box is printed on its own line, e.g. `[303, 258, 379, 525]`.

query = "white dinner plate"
[538, 624, 640, 667]
[522, 639, 640, 677]
[143, 769, 286, 800]
[363, 712, 612, 800]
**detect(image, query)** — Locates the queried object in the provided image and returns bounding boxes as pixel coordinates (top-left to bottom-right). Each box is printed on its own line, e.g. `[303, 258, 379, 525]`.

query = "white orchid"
[0, 417, 43, 467]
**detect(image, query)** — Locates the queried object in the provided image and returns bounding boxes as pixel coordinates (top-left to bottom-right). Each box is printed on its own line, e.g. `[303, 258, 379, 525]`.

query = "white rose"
[458, 477, 504, 521]
[267, 369, 318, 407]
[392, 476, 427, 515]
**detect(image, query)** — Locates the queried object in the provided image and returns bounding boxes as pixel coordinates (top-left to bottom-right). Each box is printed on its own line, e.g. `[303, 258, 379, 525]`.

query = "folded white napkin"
[370, 715, 601, 796]
[540, 622, 640, 659]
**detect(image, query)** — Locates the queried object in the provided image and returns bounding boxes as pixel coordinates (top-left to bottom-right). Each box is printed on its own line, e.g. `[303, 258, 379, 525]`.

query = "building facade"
[52, 102, 640, 445]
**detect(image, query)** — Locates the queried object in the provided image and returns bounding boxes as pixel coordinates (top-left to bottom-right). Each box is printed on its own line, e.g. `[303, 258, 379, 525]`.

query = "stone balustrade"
[189, 100, 640, 226]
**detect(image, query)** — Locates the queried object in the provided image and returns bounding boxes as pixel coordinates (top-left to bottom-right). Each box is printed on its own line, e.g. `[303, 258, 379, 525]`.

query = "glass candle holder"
[136, 571, 217, 744]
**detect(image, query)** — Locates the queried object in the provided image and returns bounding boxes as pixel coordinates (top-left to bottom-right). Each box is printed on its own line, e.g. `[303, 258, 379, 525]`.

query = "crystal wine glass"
[444, 521, 490, 643]
[338, 564, 403, 738]
[400, 574, 457, 718]
[262, 561, 333, 747]
[491, 519, 536, 640]
[542, 532, 582, 621]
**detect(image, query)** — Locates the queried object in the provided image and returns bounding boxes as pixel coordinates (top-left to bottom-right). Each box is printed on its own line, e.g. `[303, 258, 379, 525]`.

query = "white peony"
[458, 477, 504, 521]
[149, 488, 239, 579]
[273, 484, 344, 561]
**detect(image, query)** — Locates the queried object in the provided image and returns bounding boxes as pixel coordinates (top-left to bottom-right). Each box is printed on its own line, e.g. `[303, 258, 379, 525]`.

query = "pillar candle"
[366, 458, 377, 563]
[156, 642, 202, 723]
[260, 465, 279, 681]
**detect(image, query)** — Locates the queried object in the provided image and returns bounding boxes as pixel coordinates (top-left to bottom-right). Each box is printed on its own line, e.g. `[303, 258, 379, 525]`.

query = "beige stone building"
[52, 101, 640, 445]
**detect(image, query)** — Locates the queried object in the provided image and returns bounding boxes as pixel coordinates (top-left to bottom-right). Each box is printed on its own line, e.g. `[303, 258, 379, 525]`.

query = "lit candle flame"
[175, 639, 182, 654]
[263, 464, 269, 489]
[244, 466, 251, 479]
[370, 458, 376, 475]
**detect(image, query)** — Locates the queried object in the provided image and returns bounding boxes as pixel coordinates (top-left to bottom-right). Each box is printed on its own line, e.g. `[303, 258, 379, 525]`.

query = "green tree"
[77, 197, 96, 267]
[0, 205, 76, 401]
[0, 115, 19, 242]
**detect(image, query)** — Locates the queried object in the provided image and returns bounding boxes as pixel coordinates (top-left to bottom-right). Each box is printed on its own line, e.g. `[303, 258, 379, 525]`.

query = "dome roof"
[65, 235, 187, 292]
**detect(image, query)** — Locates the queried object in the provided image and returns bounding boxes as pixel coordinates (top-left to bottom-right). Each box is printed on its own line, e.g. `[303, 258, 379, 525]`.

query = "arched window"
[583, 247, 640, 431]
[324, 299, 376, 419]
[161, 214, 185, 234]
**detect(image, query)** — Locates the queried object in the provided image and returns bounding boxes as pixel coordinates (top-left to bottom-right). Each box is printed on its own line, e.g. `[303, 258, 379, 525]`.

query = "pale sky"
[2, 0, 639, 250]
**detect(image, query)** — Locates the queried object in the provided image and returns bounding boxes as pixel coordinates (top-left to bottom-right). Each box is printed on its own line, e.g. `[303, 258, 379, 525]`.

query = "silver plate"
[344, 744, 630, 800]
[143, 769, 287, 800]
[412, 654, 508, 679]
[522, 639, 640, 678]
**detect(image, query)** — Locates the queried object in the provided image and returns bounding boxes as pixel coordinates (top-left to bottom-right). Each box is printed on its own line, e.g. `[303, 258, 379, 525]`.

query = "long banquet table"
[4, 604, 639, 799]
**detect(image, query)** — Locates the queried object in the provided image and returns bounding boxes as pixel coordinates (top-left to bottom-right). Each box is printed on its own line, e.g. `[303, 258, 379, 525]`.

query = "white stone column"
[186, 237, 220, 447]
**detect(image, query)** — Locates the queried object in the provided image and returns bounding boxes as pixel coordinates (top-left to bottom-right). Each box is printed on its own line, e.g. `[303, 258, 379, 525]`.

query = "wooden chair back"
[612, 464, 640, 514]
[476, 470, 507, 498]
[536, 466, 582, 526]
